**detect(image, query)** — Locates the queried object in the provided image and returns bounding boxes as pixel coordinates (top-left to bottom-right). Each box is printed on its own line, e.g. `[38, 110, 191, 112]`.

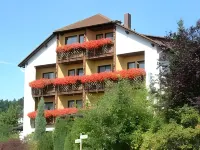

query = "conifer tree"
[34, 97, 46, 140]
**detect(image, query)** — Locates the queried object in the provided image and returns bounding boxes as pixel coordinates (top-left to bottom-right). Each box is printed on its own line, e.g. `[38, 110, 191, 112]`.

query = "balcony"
[57, 82, 83, 95]
[32, 85, 55, 97]
[30, 69, 146, 97]
[56, 38, 114, 63]
[84, 82, 105, 92]
[86, 45, 114, 60]
[57, 50, 84, 64]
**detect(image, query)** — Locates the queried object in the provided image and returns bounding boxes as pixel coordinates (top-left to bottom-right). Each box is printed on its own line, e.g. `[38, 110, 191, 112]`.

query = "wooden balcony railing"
[86, 45, 114, 59]
[32, 85, 55, 97]
[57, 82, 83, 95]
[57, 50, 83, 63]
[84, 82, 105, 92]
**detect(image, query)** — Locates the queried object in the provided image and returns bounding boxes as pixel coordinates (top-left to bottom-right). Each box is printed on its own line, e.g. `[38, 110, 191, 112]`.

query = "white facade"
[23, 36, 57, 136]
[115, 25, 160, 87]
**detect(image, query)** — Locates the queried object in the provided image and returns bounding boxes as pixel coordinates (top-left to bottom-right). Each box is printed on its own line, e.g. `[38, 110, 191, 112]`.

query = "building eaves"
[18, 34, 55, 68]
[116, 23, 166, 47]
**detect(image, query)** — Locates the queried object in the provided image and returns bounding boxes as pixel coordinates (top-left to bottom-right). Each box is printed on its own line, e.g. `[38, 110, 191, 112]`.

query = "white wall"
[23, 36, 56, 136]
[116, 26, 160, 87]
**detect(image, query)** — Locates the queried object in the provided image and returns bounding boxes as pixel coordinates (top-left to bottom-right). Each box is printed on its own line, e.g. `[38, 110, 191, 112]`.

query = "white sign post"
[75, 133, 88, 150]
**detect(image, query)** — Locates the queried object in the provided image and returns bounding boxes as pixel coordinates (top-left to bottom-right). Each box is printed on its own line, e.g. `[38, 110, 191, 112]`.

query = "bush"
[37, 132, 53, 150]
[0, 123, 12, 142]
[141, 123, 200, 150]
[53, 117, 73, 150]
[0, 139, 27, 150]
[166, 105, 200, 128]
[64, 80, 153, 150]
[26, 132, 53, 150]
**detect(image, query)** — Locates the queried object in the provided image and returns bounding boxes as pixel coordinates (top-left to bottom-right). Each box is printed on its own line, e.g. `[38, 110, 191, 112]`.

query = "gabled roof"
[19, 14, 168, 68]
[18, 34, 55, 68]
[54, 14, 113, 33]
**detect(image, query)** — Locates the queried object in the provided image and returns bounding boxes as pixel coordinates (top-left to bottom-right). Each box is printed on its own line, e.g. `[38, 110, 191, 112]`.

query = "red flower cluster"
[80, 72, 118, 83]
[27, 108, 78, 119]
[56, 43, 85, 53]
[117, 68, 146, 79]
[56, 38, 113, 53]
[82, 38, 113, 50]
[29, 69, 145, 88]
[53, 76, 80, 85]
[29, 78, 54, 89]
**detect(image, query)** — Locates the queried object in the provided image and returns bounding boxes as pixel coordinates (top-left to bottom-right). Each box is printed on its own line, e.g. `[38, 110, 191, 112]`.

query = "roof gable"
[54, 14, 112, 32]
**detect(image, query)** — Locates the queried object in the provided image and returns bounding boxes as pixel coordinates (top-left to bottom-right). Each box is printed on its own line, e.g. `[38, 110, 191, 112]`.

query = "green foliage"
[0, 104, 20, 126]
[166, 105, 200, 128]
[158, 19, 200, 108]
[0, 102, 22, 142]
[26, 132, 53, 150]
[0, 122, 12, 142]
[64, 80, 153, 150]
[53, 117, 73, 150]
[37, 132, 53, 150]
[141, 122, 200, 150]
[34, 97, 46, 140]
[0, 97, 23, 112]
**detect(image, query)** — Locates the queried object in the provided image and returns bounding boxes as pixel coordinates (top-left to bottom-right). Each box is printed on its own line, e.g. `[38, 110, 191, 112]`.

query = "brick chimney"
[124, 13, 131, 29]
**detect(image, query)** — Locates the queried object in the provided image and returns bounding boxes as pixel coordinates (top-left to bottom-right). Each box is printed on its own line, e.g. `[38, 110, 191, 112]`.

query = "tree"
[34, 97, 46, 140]
[141, 106, 200, 150]
[159, 19, 200, 109]
[0, 104, 20, 126]
[65, 80, 153, 150]
[53, 117, 74, 150]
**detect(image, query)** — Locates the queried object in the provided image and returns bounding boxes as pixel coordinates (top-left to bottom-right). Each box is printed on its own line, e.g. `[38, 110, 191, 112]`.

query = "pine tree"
[34, 97, 46, 140]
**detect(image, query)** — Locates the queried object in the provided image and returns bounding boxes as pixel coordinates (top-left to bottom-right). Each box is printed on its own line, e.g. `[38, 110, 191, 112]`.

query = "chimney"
[124, 13, 131, 29]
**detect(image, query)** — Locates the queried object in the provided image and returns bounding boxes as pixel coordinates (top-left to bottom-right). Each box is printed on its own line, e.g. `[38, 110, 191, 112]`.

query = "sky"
[0, 0, 199, 100]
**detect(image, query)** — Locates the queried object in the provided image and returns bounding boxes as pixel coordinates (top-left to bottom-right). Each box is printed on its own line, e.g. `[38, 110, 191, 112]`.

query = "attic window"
[105, 32, 113, 40]
[65, 35, 77, 45]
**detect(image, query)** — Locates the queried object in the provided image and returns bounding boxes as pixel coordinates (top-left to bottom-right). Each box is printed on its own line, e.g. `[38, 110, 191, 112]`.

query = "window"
[76, 100, 83, 108]
[77, 68, 84, 76]
[68, 100, 75, 108]
[43, 72, 55, 79]
[68, 100, 82, 108]
[127, 62, 135, 69]
[96, 34, 103, 40]
[79, 34, 84, 43]
[105, 32, 113, 40]
[65, 35, 77, 45]
[98, 65, 111, 73]
[137, 61, 145, 69]
[68, 69, 75, 76]
[44, 102, 54, 110]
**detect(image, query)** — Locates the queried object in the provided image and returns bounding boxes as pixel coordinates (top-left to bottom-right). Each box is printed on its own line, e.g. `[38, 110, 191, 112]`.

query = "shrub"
[141, 122, 200, 150]
[166, 105, 200, 128]
[53, 117, 73, 150]
[0, 139, 27, 150]
[64, 80, 153, 150]
[37, 132, 53, 150]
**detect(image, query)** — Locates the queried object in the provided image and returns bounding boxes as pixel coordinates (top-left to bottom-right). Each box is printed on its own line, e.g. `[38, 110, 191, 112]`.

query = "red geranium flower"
[27, 108, 78, 119]
[29, 78, 54, 89]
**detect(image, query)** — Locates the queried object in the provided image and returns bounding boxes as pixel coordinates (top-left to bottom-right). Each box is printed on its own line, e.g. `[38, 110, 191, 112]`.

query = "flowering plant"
[80, 72, 118, 83]
[56, 38, 114, 53]
[29, 69, 145, 89]
[27, 108, 78, 119]
[56, 43, 85, 53]
[29, 78, 54, 89]
[83, 38, 113, 50]
[53, 76, 80, 85]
